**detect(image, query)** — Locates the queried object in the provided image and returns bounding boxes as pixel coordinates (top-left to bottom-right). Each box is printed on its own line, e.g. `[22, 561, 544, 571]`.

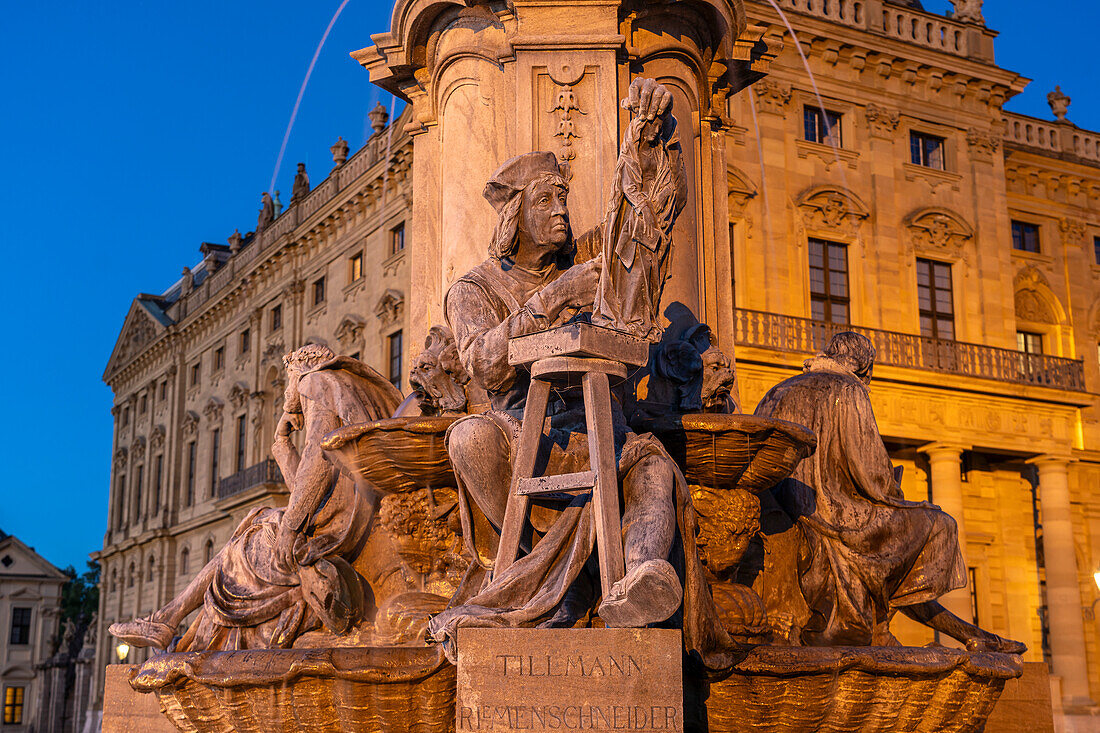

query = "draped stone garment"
[430, 253, 742, 674]
[753, 356, 966, 647]
[174, 359, 401, 652]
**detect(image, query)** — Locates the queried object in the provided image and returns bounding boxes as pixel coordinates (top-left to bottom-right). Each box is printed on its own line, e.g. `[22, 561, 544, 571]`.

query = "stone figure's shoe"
[597, 559, 682, 628]
[108, 618, 176, 649]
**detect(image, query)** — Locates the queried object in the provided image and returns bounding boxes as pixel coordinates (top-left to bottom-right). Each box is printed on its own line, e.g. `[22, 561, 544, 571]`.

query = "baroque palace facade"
[98, 0, 1100, 726]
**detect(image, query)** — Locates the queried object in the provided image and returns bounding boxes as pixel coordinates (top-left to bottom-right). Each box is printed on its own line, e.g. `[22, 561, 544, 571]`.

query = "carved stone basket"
[129, 646, 455, 733]
[655, 413, 817, 493]
[322, 416, 459, 494]
[706, 645, 1022, 733]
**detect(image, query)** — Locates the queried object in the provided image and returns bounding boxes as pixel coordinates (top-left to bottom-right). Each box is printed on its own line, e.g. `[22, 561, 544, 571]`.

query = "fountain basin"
[656, 413, 816, 493]
[707, 645, 1022, 733]
[322, 416, 459, 495]
[129, 646, 454, 733]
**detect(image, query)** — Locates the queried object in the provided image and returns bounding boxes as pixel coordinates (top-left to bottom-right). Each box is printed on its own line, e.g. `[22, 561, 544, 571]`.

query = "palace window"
[214, 346, 225, 371]
[9, 608, 30, 645]
[271, 304, 283, 332]
[153, 455, 163, 515]
[122, 406, 129, 427]
[158, 380, 167, 401]
[1012, 220, 1041, 253]
[139, 394, 147, 414]
[1018, 331, 1043, 355]
[128, 562, 135, 588]
[186, 440, 196, 506]
[388, 331, 404, 389]
[115, 475, 126, 529]
[180, 547, 190, 576]
[210, 428, 221, 498]
[4, 686, 24, 725]
[910, 131, 946, 170]
[147, 556, 155, 582]
[205, 539, 215, 564]
[190, 362, 201, 387]
[1094, 237, 1100, 266]
[916, 258, 955, 340]
[240, 328, 251, 354]
[236, 414, 246, 472]
[808, 239, 849, 324]
[313, 276, 326, 306]
[968, 567, 980, 625]
[804, 106, 842, 147]
[390, 222, 405, 256]
[133, 465, 144, 523]
[349, 252, 363, 282]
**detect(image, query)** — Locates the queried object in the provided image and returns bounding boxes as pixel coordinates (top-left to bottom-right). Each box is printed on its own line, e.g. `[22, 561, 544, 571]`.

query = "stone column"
[354, 0, 776, 353]
[918, 442, 972, 622]
[1030, 455, 1093, 706]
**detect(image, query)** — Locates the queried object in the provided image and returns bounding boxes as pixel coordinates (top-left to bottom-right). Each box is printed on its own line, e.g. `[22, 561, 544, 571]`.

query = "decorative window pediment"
[374, 289, 405, 326]
[796, 186, 869, 237]
[904, 207, 974, 259]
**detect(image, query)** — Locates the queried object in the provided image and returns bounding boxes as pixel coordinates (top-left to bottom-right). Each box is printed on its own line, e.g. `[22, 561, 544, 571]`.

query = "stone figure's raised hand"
[622, 77, 673, 121]
[537, 255, 601, 319]
[276, 411, 303, 437]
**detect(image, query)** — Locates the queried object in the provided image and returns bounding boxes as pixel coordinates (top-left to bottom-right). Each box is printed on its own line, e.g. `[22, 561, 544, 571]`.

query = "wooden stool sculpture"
[496, 323, 648, 598]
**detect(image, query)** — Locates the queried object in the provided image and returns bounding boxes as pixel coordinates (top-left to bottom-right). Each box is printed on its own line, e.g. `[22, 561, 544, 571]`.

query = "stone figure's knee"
[446, 416, 507, 473]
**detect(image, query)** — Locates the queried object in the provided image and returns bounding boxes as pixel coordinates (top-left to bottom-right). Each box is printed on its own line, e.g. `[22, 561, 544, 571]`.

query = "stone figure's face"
[520, 179, 569, 252]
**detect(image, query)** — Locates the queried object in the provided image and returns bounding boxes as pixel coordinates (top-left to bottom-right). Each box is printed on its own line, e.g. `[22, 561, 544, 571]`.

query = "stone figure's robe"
[175, 359, 400, 652]
[428, 249, 743, 674]
[754, 356, 966, 646]
[591, 115, 686, 341]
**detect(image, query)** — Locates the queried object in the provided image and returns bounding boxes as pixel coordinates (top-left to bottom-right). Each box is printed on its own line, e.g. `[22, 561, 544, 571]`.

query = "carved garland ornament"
[548, 84, 585, 178]
[966, 128, 1000, 159]
[796, 187, 869, 238]
[754, 79, 791, 115]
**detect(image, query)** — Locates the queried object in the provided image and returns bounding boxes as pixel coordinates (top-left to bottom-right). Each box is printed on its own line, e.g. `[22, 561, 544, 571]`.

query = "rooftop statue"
[426, 79, 744, 671]
[257, 191, 275, 233]
[753, 332, 1025, 653]
[109, 345, 402, 651]
[291, 162, 311, 203]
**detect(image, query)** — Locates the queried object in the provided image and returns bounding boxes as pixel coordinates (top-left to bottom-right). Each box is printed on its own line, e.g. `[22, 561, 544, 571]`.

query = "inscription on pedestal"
[457, 628, 683, 732]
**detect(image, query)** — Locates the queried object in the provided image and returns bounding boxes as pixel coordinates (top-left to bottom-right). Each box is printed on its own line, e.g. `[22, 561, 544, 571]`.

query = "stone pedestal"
[457, 628, 683, 732]
[983, 662, 1056, 733]
[102, 665, 176, 733]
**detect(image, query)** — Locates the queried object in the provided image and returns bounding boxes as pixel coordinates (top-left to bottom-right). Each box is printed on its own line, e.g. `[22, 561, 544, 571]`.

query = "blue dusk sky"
[0, 0, 1095, 572]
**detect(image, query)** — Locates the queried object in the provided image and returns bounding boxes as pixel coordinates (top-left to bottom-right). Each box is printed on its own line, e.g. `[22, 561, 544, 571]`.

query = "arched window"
[127, 562, 135, 588]
[110, 568, 118, 593]
[179, 547, 190, 576]
[147, 556, 155, 582]
[204, 539, 214, 565]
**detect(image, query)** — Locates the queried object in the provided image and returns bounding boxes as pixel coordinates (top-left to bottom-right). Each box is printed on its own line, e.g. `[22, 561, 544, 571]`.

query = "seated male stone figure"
[429, 81, 743, 669]
[110, 345, 401, 651]
[754, 332, 1025, 653]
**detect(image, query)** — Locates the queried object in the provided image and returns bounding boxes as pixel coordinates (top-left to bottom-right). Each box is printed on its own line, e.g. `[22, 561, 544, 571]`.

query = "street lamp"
[115, 641, 130, 662]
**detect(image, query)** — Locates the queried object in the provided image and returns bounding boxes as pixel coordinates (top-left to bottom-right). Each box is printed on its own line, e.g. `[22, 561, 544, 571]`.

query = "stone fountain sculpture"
[115, 52, 1023, 733]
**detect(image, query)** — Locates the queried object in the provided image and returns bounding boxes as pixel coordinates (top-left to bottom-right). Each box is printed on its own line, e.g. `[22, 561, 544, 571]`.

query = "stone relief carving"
[262, 339, 286, 364]
[335, 315, 368, 351]
[796, 186, 869, 237]
[181, 410, 200, 437]
[904, 208, 974, 258]
[865, 104, 901, 138]
[1059, 217, 1086, 244]
[132, 436, 146, 461]
[1014, 265, 1052, 291]
[203, 397, 224, 424]
[1015, 290, 1057, 324]
[727, 165, 758, 219]
[113, 447, 128, 472]
[229, 382, 250, 410]
[374, 289, 405, 325]
[150, 425, 166, 451]
[754, 79, 791, 115]
[966, 128, 1000, 158]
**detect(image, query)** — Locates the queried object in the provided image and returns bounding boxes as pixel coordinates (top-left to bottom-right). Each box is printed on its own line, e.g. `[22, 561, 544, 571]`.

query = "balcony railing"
[218, 459, 285, 500]
[734, 309, 1087, 391]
